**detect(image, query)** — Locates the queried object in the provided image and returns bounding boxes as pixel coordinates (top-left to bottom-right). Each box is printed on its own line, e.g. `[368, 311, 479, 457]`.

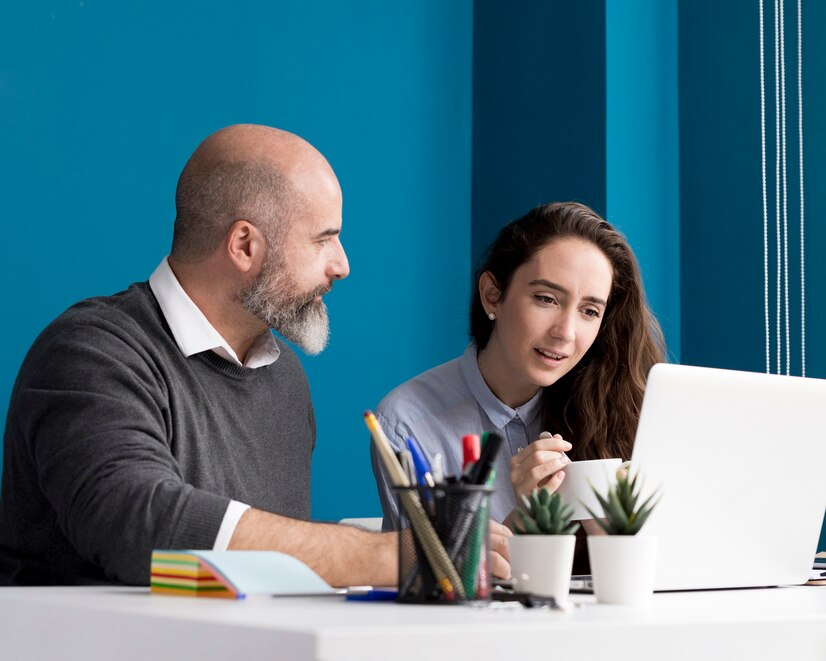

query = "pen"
[462, 434, 480, 469]
[461, 434, 481, 483]
[468, 432, 503, 485]
[432, 453, 444, 484]
[406, 436, 435, 488]
[399, 449, 417, 486]
[346, 588, 398, 602]
[364, 412, 409, 487]
[445, 435, 493, 563]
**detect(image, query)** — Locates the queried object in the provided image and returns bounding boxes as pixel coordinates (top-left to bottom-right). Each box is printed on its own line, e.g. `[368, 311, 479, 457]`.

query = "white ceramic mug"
[555, 458, 622, 520]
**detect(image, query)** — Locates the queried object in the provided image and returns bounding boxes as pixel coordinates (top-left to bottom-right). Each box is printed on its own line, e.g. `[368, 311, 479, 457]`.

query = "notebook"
[630, 363, 826, 591]
[150, 550, 337, 598]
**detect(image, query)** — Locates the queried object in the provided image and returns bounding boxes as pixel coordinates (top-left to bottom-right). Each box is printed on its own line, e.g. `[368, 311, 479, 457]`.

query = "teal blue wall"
[0, 1, 473, 521]
[606, 0, 680, 360]
[472, 0, 681, 358]
[472, 0, 606, 267]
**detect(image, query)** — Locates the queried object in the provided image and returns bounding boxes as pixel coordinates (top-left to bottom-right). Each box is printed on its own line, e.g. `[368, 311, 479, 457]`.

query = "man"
[0, 124, 510, 587]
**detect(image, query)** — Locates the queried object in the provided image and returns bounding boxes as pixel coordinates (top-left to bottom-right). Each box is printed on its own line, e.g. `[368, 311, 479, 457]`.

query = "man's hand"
[509, 431, 572, 499]
[229, 508, 398, 587]
[489, 519, 512, 579]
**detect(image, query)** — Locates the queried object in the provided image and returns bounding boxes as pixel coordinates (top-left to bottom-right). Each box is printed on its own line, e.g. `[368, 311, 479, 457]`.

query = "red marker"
[462, 434, 481, 470]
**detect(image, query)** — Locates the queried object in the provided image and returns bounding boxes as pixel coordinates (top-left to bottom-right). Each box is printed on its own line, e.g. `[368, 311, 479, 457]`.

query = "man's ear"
[225, 220, 265, 274]
[478, 271, 502, 316]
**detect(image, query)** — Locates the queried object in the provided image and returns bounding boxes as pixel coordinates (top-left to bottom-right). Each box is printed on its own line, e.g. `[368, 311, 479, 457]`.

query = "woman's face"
[478, 237, 613, 408]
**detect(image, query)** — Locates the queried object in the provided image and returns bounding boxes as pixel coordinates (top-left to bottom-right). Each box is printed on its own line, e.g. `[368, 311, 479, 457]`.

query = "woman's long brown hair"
[470, 202, 666, 461]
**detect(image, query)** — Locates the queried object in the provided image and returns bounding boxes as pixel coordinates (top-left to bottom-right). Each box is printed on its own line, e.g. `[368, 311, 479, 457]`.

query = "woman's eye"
[535, 295, 556, 305]
[583, 308, 601, 318]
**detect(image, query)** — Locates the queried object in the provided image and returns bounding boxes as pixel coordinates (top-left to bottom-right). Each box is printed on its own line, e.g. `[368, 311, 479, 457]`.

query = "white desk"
[1, 585, 825, 660]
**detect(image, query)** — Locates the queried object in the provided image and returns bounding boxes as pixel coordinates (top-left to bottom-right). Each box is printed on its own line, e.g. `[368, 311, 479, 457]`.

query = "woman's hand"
[581, 518, 606, 536]
[509, 431, 572, 500]
[489, 519, 512, 579]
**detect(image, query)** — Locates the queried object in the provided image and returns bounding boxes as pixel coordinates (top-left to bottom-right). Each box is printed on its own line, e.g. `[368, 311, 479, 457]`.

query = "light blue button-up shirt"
[372, 344, 544, 530]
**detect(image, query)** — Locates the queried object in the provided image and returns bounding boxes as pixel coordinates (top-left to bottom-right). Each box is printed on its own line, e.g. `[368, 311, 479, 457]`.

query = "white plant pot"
[508, 534, 576, 602]
[587, 534, 659, 605]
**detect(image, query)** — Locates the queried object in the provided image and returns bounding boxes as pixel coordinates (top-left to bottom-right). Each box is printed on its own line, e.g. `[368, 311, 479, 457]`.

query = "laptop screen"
[630, 363, 826, 591]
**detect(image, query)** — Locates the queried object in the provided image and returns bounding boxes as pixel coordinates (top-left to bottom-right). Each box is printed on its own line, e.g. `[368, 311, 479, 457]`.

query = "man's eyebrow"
[313, 228, 340, 239]
[529, 279, 608, 306]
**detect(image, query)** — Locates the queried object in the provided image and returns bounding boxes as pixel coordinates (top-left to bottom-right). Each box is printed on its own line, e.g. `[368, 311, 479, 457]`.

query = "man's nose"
[328, 240, 350, 280]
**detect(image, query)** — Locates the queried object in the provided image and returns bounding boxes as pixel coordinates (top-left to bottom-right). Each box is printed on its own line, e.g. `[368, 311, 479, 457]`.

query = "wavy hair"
[470, 202, 666, 460]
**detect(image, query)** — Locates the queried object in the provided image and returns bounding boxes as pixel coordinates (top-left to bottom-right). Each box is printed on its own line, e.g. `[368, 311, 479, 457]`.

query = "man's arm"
[229, 509, 397, 587]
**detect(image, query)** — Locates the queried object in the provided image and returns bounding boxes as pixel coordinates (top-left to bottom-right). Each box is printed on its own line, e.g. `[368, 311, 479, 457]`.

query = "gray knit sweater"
[0, 282, 315, 586]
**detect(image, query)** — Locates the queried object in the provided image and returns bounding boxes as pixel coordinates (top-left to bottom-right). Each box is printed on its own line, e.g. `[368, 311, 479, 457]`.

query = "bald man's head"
[171, 125, 333, 262]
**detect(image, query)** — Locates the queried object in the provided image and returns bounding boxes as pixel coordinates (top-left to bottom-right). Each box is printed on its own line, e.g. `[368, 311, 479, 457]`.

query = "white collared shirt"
[149, 257, 280, 369]
[149, 257, 279, 550]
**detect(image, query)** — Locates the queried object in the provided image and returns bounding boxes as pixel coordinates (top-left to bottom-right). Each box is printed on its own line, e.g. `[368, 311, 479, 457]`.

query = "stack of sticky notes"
[151, 551, 236, 598]
[150, 550, 337, 599]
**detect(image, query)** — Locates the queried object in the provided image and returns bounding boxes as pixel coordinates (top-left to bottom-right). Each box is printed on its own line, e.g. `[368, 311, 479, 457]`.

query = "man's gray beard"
[239, 268, 330, 356]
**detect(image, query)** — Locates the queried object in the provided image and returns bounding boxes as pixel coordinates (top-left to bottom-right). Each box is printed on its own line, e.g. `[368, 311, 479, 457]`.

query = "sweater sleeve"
[16, 312, 230, 585]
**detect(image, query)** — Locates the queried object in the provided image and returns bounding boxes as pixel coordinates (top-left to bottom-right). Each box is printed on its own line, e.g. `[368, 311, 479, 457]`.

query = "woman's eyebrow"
[529, 279, 607, 306]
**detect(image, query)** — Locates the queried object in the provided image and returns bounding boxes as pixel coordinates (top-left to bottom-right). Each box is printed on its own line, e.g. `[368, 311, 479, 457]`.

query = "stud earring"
[488, 312, 496, 321]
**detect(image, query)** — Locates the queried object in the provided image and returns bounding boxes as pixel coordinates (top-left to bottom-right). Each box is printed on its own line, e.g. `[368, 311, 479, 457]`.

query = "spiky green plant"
[585, 469, 660, 535]
[511, 488, 581, 535]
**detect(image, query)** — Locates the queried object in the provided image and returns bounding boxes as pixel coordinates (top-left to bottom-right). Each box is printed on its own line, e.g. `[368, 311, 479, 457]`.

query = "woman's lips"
[535, 347, 567, 362]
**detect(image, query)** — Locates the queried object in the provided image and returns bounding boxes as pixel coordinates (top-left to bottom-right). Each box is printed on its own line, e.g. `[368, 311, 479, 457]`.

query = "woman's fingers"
[537, 468, 566, 491]
[510, 435, 572, 471]
[510, 452, 569, 496]
[489, 519, 512, 578]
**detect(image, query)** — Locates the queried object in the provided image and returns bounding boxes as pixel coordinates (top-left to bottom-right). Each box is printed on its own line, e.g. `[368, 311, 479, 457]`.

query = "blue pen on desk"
[406, 436, 435, 488]
[346, 588, 398, 602]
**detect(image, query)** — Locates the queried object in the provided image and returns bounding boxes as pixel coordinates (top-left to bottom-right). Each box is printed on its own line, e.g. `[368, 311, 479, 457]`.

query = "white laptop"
[630, 363, 826, 591]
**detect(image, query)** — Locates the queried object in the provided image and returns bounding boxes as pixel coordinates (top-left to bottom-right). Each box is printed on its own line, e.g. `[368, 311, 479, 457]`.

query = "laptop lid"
[630, 363, 826, 591]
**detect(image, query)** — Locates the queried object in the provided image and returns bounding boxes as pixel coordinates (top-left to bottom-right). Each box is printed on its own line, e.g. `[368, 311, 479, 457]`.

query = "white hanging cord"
[774, 0, 782, 375]
[763, 0, 805, 377]
[760, 0, 770, 374]
[780, 0, 791, 376]
[798, 0, 806, 377]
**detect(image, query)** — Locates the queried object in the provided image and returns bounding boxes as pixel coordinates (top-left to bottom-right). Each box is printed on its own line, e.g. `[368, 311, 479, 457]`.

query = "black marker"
[468, 432, 503, 485]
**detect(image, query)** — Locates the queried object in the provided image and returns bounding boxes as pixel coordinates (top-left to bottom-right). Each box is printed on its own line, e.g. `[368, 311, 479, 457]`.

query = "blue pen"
[346, 588, 398, 602]
[406, 436, 435, 488]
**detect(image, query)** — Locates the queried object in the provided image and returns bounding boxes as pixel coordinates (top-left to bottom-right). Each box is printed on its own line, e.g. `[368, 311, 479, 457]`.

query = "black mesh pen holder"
[394, 484, 493, 604]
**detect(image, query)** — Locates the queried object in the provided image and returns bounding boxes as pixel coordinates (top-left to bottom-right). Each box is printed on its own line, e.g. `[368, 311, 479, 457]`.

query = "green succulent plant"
[511, 488, 581, 535]
[585, 468, 660, 535]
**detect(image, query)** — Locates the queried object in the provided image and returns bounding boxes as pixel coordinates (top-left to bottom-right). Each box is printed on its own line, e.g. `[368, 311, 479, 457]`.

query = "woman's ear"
[478, 271, 502, 316]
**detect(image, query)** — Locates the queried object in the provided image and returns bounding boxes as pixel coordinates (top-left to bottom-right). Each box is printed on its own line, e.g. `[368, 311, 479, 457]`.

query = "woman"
[371, 202, 665, 547]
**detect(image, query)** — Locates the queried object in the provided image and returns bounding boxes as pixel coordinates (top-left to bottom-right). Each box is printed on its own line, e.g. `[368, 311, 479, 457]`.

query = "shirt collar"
[148, 257, 280, 369]
[458, 343, 543, 430]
